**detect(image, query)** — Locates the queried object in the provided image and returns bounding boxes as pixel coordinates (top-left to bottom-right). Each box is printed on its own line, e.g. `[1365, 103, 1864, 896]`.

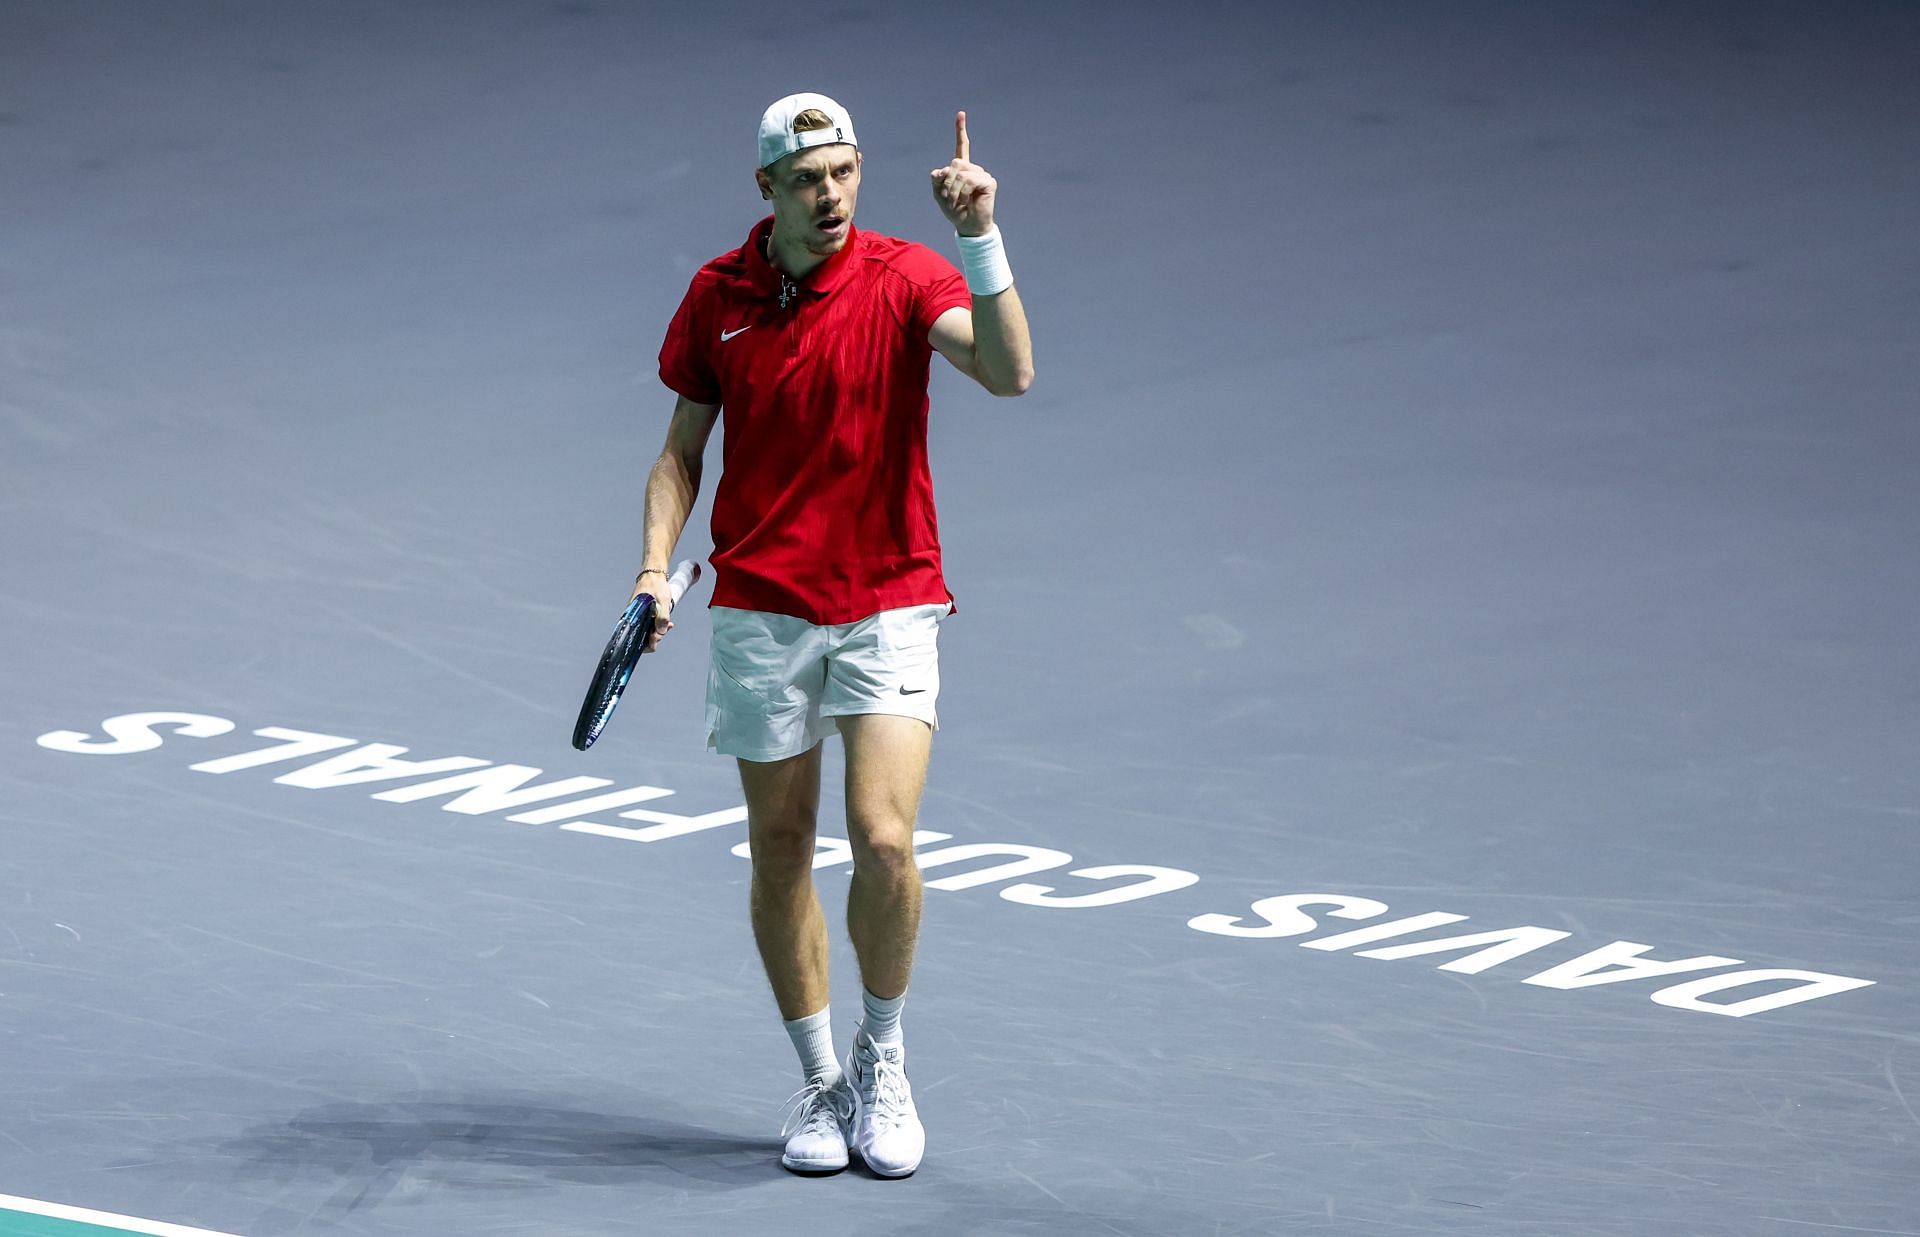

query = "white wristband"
[955, 226, 1014, 297]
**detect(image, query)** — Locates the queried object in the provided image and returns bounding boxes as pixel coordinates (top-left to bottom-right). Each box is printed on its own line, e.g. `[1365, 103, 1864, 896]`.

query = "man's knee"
[847, 812, 920, 882]
[751, 810, 819, 883]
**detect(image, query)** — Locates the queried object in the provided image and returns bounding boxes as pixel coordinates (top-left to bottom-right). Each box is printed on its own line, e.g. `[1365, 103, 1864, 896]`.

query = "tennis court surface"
[4, 3, 1917, 1234]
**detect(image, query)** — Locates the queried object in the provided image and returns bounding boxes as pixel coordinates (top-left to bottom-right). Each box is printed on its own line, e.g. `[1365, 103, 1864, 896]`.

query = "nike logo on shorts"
[721, 325, 752, 341]
[899, 686, 927, 695]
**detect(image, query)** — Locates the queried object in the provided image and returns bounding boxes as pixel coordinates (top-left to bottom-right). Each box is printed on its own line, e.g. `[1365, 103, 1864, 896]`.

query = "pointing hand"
[930, 110, 997, 236]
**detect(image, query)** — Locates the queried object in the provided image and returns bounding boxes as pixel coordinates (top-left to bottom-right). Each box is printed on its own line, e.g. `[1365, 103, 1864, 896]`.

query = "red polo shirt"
[659, 216, 972, 625]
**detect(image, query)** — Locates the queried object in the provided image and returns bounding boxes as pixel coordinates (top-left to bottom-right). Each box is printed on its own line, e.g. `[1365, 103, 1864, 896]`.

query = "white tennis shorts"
[706, 603, 947, 762]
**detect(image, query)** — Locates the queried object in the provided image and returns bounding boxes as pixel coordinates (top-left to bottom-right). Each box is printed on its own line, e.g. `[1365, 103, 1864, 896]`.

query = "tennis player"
[630, 92, 1032, 1177]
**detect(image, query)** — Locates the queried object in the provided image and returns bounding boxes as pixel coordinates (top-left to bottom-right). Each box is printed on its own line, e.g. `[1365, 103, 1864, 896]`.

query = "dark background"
[3, 3, 1917, 1233]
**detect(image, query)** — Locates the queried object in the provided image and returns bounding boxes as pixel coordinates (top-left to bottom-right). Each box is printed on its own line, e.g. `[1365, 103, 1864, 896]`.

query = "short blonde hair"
[791, 107, 835, 133]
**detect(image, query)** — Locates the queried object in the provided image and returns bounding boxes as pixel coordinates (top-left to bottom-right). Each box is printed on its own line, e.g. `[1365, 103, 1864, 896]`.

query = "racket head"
[571, 592, 656, 751]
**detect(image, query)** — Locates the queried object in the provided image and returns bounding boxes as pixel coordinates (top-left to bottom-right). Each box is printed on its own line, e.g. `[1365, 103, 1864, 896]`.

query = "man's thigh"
[840, 714, 933, 842]
[737, 744, 825, 831]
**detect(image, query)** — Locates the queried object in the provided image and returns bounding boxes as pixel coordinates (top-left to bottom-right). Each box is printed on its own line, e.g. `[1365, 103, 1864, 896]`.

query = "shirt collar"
[744, 215, 862, 300]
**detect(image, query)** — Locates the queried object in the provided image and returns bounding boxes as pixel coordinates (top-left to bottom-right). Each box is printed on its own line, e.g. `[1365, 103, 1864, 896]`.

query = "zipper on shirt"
[779, 274, 802, 359]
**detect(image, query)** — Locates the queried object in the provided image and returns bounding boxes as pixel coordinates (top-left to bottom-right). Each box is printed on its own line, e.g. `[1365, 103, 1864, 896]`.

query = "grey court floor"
[4, 3, 1918, 1234]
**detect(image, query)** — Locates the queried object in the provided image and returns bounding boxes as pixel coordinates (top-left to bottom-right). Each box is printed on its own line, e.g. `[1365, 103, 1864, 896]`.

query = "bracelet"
[637, 568, 667, 578]
[955, 226, 1013, 296]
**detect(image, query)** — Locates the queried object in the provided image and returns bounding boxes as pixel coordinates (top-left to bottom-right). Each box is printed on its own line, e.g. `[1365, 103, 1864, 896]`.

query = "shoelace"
[780, 1078, 850, 1139]
[863, 1052, 913, 1133]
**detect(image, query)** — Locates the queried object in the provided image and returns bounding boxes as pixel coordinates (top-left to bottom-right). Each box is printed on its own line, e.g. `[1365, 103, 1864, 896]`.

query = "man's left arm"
[928, 110, 1034, 398]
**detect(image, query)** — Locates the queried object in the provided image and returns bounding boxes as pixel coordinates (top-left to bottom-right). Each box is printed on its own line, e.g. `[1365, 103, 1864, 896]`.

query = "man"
[631, 92, 1032, 1178]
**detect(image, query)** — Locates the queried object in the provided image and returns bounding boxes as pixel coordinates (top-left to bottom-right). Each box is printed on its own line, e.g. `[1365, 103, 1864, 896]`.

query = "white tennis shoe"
[780, 1075, 855, 1174]
[846, 1029, 924, 1177]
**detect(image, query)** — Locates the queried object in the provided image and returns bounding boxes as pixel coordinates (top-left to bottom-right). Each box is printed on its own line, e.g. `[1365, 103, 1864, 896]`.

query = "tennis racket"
[571, 559, 701, 751]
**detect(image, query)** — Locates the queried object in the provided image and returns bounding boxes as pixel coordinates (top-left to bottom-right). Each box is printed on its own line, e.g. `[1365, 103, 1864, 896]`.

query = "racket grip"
[666, 559, 701, 605]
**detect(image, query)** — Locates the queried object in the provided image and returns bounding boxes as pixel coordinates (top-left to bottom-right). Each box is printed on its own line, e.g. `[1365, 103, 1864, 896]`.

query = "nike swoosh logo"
[899, 686, 927, 696]
[720, 325, 752, 341]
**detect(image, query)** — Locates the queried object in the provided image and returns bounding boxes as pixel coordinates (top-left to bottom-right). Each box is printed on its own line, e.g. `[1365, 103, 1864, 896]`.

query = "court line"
[1756, 1221, 1920, 1236]
[0, 1193, 244, 1237]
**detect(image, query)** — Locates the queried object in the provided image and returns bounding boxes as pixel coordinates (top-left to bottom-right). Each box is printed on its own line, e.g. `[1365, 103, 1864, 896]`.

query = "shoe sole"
[781, 1154, 849, 1175]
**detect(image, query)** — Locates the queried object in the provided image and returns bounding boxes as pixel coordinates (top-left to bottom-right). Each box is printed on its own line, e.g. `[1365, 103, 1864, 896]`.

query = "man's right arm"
[633, 394, 721, 648]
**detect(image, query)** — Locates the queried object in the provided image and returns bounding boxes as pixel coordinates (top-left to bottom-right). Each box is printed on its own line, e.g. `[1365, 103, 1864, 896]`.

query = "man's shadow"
[224, 1091, 778, 1211]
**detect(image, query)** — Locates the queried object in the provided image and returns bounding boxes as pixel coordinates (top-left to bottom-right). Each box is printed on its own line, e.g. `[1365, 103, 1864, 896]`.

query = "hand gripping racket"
[571, 559, 700, 751]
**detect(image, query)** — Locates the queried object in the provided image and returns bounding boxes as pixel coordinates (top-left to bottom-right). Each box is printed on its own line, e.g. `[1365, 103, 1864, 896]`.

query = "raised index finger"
[955, 110, 970, 163]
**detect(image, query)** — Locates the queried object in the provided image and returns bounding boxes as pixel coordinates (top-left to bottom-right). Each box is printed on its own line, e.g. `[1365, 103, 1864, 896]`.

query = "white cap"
[757, 92, 858, 169]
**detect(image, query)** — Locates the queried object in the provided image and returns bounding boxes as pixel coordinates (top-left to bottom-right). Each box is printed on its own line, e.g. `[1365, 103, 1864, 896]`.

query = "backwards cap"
[758, 92, 858, 169]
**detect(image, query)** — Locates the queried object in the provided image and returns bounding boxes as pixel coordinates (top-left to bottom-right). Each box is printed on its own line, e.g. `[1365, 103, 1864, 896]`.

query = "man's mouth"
[815, 215, 846, 235]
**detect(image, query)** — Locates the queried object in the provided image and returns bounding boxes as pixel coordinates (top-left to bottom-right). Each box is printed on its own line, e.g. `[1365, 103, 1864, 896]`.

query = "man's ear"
[755, 168, 773, 201]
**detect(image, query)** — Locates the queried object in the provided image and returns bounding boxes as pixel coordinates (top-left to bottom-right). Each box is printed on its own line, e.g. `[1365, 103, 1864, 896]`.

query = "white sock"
[783, 1007, 840, 1085]
[861, 987, 906, 1045]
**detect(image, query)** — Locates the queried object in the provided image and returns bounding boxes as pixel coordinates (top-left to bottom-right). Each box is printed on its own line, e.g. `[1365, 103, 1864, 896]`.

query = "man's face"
[758, 144, 861, 256]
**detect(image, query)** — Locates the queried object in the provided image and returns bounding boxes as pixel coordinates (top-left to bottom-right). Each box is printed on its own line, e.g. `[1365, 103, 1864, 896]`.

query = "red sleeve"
[658, 274, 721, 404]
[896, 243, 972, 339]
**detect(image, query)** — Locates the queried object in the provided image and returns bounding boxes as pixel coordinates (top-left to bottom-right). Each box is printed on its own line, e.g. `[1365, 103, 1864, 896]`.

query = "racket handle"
[666, 559, 701, 605]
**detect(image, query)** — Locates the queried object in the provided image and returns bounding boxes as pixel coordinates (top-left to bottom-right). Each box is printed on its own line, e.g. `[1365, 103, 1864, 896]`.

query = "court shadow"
[225, 1091, 777, 1200]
